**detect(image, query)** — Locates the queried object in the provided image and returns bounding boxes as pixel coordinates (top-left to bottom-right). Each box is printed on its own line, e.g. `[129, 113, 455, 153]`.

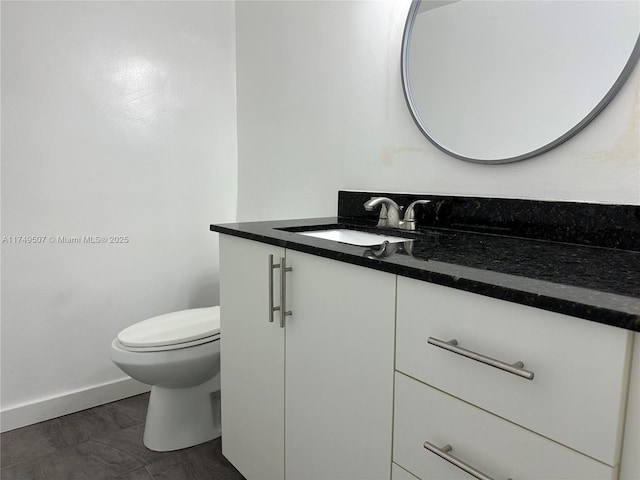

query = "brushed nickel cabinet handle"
[424, 442, 512, 480]
[268, 254, 280, 323]
[279, 256, 292, 328]
[427, 337, 534, 380]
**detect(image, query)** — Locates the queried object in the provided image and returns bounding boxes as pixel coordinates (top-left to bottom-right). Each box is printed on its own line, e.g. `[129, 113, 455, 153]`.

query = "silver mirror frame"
[401, 0, 640, 164]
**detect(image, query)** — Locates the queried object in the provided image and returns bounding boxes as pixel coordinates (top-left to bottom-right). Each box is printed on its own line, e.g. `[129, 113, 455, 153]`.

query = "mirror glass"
[402, 0, 640, 163]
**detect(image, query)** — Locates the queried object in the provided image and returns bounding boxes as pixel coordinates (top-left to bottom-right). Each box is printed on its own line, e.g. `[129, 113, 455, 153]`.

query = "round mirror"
[402, 0, 640, 164]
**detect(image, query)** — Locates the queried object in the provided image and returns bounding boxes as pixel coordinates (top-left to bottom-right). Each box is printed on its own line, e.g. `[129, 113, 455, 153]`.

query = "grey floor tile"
[0, 394, 148, 468]
[1, 394, 243, 480]
[143, 455, 197, 480]
[38, 439, 144, 480]
[57, 405, 124, 446]
[0, 457, 43, 480]
[91, 423, 169, 466]
[100, 394, 149, 429]
[0, 418, 68, 467]
[145, 438, 244, 480]
[116, 467, 153, 480]
[110, 393, 149, 415]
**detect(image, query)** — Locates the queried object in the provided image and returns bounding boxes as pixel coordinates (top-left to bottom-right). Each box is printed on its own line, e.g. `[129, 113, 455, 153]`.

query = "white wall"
[236, 0, 640, 222]
[1, 1, 237, 430]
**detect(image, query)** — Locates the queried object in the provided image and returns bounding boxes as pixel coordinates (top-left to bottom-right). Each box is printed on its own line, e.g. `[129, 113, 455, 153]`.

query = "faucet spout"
[364, 197, 402, 228]
[363, 196, 400, 211]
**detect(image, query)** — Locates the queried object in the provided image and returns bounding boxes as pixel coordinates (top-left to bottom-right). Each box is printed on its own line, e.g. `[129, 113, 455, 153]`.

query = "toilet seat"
[115, 334, 220, 352]
[117, 306, 220, 353]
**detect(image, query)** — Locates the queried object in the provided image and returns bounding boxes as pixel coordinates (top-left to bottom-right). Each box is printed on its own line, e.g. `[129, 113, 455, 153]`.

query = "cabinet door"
[285, 250, 396, 480]
[219, 235, 285, 480]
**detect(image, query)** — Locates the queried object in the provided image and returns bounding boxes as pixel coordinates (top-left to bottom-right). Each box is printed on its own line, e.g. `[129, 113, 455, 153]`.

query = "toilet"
[110, 306, 221, 452]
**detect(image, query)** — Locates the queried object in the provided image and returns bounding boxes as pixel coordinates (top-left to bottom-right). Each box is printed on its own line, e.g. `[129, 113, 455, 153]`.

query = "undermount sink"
[295, 228, 408, 246]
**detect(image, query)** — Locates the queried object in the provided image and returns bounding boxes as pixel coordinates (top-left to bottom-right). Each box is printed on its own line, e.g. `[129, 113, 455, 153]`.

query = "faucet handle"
[404, 200, 431, 220]
[403, 200, 431, 230]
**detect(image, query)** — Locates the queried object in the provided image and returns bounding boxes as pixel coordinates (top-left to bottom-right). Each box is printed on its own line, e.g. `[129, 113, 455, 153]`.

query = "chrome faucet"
[364, 197, 430, 231]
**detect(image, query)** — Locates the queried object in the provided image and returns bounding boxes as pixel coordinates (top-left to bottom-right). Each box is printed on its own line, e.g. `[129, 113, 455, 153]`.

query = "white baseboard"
[1, 377, 151, 433]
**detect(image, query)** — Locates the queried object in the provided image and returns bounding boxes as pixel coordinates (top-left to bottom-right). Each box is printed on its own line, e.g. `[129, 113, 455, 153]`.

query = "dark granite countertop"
[210, 215, 640, 332]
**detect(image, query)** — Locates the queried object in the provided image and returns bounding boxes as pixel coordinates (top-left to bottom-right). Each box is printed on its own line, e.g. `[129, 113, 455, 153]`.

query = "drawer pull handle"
[423, 442, 512, 480]
[427, 337, 534, 380]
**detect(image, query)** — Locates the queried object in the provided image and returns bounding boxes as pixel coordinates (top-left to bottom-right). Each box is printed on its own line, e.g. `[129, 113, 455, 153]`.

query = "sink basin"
[296, 228, 408, 246]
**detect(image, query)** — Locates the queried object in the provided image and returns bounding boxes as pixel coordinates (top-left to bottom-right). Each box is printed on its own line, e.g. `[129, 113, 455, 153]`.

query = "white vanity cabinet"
[218, 231, 637, 479]
[219, 234, 396, 480]
[394, 277, 633, 478]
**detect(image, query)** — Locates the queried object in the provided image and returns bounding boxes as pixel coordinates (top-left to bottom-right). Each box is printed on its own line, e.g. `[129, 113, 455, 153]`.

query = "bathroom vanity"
[211, 192, 640, 480]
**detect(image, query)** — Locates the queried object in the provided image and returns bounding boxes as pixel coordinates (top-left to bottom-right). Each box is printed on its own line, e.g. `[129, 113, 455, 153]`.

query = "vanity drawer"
[396, 277, 632, 465]
[393, 372, 614, 480]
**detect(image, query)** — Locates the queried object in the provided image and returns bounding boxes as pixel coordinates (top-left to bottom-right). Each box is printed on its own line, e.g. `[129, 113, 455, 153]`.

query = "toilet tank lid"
[117, 306, 220, 348]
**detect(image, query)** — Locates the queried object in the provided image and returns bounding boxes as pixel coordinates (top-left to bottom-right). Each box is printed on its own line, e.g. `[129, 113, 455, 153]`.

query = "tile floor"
[0, 393, 245, 480]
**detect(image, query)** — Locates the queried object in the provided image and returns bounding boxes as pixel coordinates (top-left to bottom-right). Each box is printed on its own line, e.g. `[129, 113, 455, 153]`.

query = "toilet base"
[143, 375, 221, 452]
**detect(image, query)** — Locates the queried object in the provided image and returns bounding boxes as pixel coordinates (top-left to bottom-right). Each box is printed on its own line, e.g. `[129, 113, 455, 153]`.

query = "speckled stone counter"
[210, 193, 640, 332]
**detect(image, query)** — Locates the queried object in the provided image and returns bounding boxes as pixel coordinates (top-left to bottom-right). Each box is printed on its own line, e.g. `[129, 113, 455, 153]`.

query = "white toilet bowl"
[110, 306, 221, 452]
